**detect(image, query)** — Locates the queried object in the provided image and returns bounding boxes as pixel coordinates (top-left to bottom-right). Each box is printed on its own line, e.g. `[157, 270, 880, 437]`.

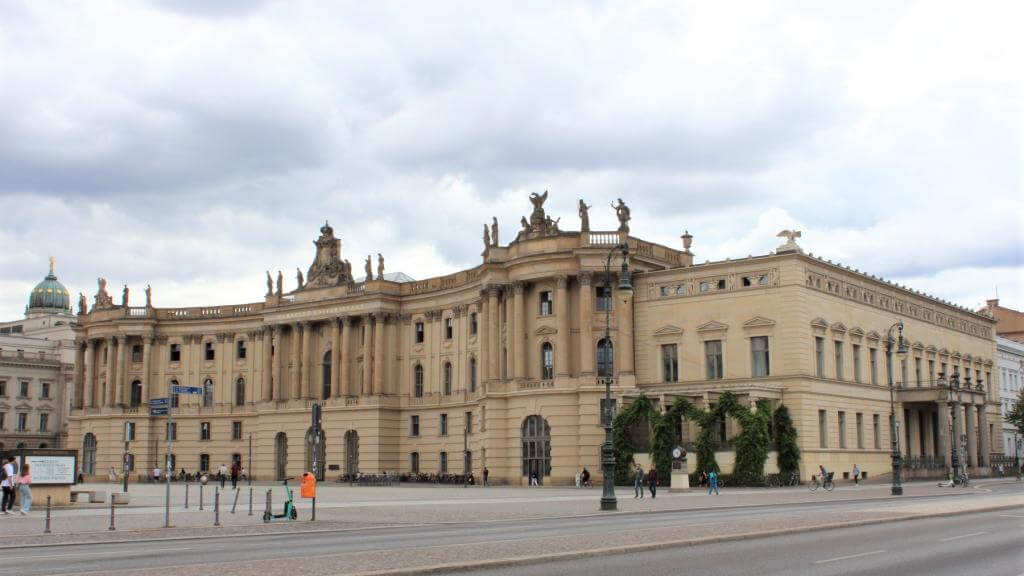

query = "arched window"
[83, 433, 97, 475]
[597, 338, 614, 377]
[443, 362, 453, 395]
[413, 364, 424, 398]
[522, 415, 551, 483]
[321, 350, 332, 399]
[130, 380, 142, 407]
[541, 343, 554, 380]
[234, 377, 245, 406]
[469, 357, 477, 393]
[202, 378, 214, 408]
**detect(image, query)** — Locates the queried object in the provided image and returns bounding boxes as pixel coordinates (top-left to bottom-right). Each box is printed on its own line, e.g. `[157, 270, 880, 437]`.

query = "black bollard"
[248, 487, 253, 516]
[231, 487, 240, 514]
[199, 483, 204, 510]
[185, 482, 189, 509]
[265, 489, 272, 519]
[108, 497, 116, 531]
[44, 496, 51, 534]
[214, 488, 221, 526]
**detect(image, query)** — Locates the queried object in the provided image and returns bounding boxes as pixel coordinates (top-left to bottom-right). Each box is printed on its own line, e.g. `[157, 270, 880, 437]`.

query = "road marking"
[10, 547, 191, 560]
[999, 514, 1024, 518]
[938, 531, 987, 542]
[813, 550, 886, 564]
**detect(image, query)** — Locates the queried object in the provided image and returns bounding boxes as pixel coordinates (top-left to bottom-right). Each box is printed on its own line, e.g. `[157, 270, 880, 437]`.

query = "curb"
[347, 502, 1024, 576]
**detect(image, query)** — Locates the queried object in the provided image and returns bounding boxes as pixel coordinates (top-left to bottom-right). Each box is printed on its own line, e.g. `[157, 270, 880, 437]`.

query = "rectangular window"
[41, 382, 50, 399]
[170, 343, 181, 362]
[595, 286, 612, 312]
[815, 337, 825, 377]
[900, 359, 908, 387]
[470, 358, 477, 392]
[834, 340, 844, 380]
[750, 336, 769, 377]
[17, 413, 27, 431]
[39, 413, 49, 433]
[410, 415, 420, 437]
[873, 414, 881, 449]
[204, 341, 215, 361]
[445, 317, 454, 339]
[856, 412, 864, 449]
[0, 381, 5, 396]
[705, 340, 723, 380]
[232, 421, 242, 440]
[439, 451, 448, 474]
[853, 344, 862, 383]
[237, 340, 246, 359]
[410, 452, 420, 473]
[20, 381, 29, 398]
[539, 291, 553, 316]
[167, 422, 177, 440]
[125, 421, 136, 441]
[818, 409, 828, 448]
[440, 413, 448, 436]
[838, 411, 847, 449]
[415, 322, 425, 343]
[870, 348, 878, 385]
[470, 312, 478, 335]
[465, 411, 473, 434]
[200, 421, 211, 440]
[661, 344, 679, 382]
[914, 358, 922, 387]
[0, 412, 4, 429]
[132, 344, 143, 363]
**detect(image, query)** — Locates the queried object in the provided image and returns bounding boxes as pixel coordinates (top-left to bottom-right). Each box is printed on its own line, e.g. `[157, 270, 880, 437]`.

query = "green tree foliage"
[772, 404, 801, 476]
[611, 394, 658, 484]
[730, 398, 774, 485]
[1006, 388, 1024, 437]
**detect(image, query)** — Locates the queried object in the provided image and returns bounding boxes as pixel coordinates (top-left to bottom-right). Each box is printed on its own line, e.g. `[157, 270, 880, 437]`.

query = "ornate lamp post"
[600, 243, 632, 511]
[941, 372, 963, 485]
[885, 320, 907, 495]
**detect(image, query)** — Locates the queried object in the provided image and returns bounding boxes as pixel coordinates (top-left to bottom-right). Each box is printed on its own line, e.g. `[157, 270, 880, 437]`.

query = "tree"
[772, 404, 801, 477]
[1006, 388, 1024, 437]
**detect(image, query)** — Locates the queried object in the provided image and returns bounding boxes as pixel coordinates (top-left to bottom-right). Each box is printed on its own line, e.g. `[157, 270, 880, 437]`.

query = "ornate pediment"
[534, 325, 557, 336]
[742, 316, 775, 328]
[810, 317, 829, 329]
[938, 347, 949, 356]
[848, 326, 865, 338]
[653, 325, 683, 336]
[866, 330, 881, 341]
[697, 320, 729, 332]
[830, 322, 847, 333]
[912, 341, 924, 351]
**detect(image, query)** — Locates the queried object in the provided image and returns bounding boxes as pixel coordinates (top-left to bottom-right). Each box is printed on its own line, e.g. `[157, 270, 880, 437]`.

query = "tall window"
[170, 343, 180, 362]
[232, 421, 242, 440]
[130, 380, 142, 407]
[873, 414, 881, 449]
[469, 357, 477, 392]
[750, 337, 769, 377]
[834, 340, 844, 380]
[856, 412, 864, 449]
[440, 413, 448, 436]
[20, 381, 29, 397]
[815, 337, 825, 377]
[838, 411, 847, 449]
[705, 340, 723, 380]
[202, 378, 214, 408]
[541, 343, 554, 380]
[131, 344, 143, 363]
[204, 341, 215, 361]
[439, 451, 448, 474]
[465, 411, 473, 434]
[661, 344, 679, 382]
[167, 422, 177, 440]
[321, 350, 331, 399]
[415, 322, 425, 343]
[445, 317, 454, 340]
[413, 364, 424, 397]
[596, 338, 613, 377]
[443, 362, 453, 395]
[470, 312, 478, 335]
[410, 415, 420, 436]
[410, 452, 420, 473]
[914, 358, 922, 387]
[235, 377, 245, 406]
[237, 339, 246, 359]
[595, 286, 611, 312]
[199, 454, 210, 472]
[41, 382, 50, 398]
[869, 347, 878, 385]
[17, 412, 27, 431]
[853, 344, 863, 383]
[539, 291, 553, 316]
[200, 421, 211, 440]
[522, 415, 552, 480]
[125, 421, 137, 441]
[39, 413, 49, 433]
[900, 359, 908, 387]
[818, 409, 828, 448]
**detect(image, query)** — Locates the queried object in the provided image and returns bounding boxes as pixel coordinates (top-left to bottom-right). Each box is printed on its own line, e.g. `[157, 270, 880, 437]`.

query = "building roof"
[981, 299, 1024, 343]
[28, 259, 70, 312]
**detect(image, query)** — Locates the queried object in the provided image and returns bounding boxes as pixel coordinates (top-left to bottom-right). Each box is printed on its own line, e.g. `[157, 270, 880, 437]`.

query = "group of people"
[574, 468, 592, 487]
[697, 470, 720, 495]
[632, 464, 660, 498]
[0, 456, 32, 515]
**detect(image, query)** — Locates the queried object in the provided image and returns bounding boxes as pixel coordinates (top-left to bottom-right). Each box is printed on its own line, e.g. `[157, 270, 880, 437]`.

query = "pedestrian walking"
[108, 466, 117, 483]
[647, 466, 659, 498]
[707, 470, 719, 495]
[530, 471, 539, 486]
[16, 462, 32, 515]
[581, 468, 591, 487]
[230, 462, 240, 489]
[699, 470, 708, 487]
[218, 463, 227, 488]
[634, 464, 645, 498]
[76, 467, 84, 484]
[1, 456, 16, 513]
[153, 466, 162, 483]
[852, 464, 860, 486]
[482, 467, 489, 486]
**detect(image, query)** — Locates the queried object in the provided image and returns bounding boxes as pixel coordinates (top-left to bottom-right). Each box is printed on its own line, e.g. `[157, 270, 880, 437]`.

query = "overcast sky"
[1, 1, 1021, 320]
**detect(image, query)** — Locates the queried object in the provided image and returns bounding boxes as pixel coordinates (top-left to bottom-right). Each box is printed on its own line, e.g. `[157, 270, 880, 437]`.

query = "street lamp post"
[942, 372, 963, 485]
[600, 242, 632, 512]
[885, 320, 907, 496]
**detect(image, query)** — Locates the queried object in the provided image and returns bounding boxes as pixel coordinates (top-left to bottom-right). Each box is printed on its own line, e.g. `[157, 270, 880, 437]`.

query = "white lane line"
[10, 547, 191, 560]
[999, 514, 1024, 518]
[813, 550, 886, 564]
[938, 531, 987, 542]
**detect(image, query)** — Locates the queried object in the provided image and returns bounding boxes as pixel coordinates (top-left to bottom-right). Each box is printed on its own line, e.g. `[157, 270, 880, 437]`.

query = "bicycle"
[808, 472, 834, 492]
[783, 471, 800, 487]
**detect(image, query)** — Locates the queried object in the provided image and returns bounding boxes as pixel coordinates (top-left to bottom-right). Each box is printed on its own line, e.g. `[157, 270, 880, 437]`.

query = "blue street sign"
[149, 397, 169, 407]
[150, 407, 169, 416]
[171, 385, 203, 395]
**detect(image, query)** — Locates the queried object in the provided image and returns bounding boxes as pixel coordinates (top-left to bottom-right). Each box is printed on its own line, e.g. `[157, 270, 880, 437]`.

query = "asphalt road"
[6, 485, 1021, 575]
[461, 509, 1024, 576]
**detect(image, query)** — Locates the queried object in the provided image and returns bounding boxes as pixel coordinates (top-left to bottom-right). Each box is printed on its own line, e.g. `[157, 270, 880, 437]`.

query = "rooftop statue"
[78, 292, 87, 315]
[491, 217, 499, 246]
[483, 223, 491, 250]
[93, 277, 113, 309]
[305, 220, 347, 288]
[276, 271, 283, 296]
[145, 284, 152, 307]
[377, 253, 385, 280]
[578, 199, 591, 232]
[266, 271, 274, 296]
[365, 255, 373, 281]
[612, 198, 630, 233]
[122, 284, 129, 307]
[296, 267, 304, 289]
[776, 229, 803, 253]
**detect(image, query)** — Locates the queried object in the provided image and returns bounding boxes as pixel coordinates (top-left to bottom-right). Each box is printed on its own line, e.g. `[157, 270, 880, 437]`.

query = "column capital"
[156, 335, 169, 344]
[555, 275, 569, 289]
[341, 315, 356, 326]
[400, 313, 413, 325]
[512, 281, 526, 295]
[578, 271, 594, 286]
[106, 335, 116, 344]
[452, 305, 466, 318]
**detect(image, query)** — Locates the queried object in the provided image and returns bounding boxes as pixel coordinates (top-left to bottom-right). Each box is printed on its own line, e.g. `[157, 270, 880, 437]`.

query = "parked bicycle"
[808, 472, 834, 492]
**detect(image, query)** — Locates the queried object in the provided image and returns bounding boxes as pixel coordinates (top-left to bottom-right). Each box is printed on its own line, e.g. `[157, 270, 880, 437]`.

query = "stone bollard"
[185, 482, 189, 509]
[231, 487, 240, 514]
[214, 488, 221, 527]
[248, 487, 253, 516]
[265, 489, 272, 520]
[44, 496, 52, 534]
[108, 497, 116, 531]
[199, 483, 204, 511]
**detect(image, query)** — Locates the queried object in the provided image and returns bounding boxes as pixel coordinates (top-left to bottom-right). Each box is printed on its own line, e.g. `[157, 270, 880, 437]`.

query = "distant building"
[982, 299, 1024, 343]
[996, 337, 1024, 461]
[0, 260, 76, 451]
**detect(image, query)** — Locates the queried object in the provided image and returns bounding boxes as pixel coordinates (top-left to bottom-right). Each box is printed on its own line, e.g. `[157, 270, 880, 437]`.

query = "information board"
[24, 455, 76, 485]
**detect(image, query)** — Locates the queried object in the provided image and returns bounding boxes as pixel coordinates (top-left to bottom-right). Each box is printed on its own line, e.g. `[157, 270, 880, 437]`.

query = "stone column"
[555, 276, 570, 377]
[617, 281, 635, 376]
[976, 404, 989, 467]
[300, 321, 311, 399]
[362, 316, 373, 395]
[513, 282, 525, 379]
[84, 339, 96, 409]
[487, 286, 499, 380]
[965, 403, 978, 467]
[142, 336, 153, 403]
[340, 317, 352, 396]
[73, 341, 85, 409]
[373, 313, 385, 395]
[938, 403, 950, 468]
[105, 336, 116, 406]
[290, 323, 301, 399]
[216, 333, 228, 405]
[271, 326, 282, 400]
[330, 318, 341, 398]
[390, 314, 401, 394]
[262, 326, 273, 401]
[907, 408, 919, 457]
[578, 272, 594, 376]
[115, 335, 126, 406]
[922, 410, 934, 457]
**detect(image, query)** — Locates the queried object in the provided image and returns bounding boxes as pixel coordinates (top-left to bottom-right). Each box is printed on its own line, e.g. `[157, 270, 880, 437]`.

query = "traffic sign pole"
[165, 385, 173, 528]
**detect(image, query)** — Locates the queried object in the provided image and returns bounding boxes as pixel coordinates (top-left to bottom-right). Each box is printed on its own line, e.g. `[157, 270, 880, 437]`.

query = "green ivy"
[772, 404, 801, 476]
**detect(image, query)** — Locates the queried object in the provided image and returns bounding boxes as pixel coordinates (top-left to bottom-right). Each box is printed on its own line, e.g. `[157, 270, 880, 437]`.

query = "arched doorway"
[344, 430, 359, 476]
[521, 415, 551, 484]
[274, 432, 288, 480]
[305, 426, 326, 481]
[83, 433, 97, 475]
[321, 350, 331, 399]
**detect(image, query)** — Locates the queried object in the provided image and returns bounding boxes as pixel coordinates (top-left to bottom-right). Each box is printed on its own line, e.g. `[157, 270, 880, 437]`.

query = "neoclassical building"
[66, 195, 1001, 483]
